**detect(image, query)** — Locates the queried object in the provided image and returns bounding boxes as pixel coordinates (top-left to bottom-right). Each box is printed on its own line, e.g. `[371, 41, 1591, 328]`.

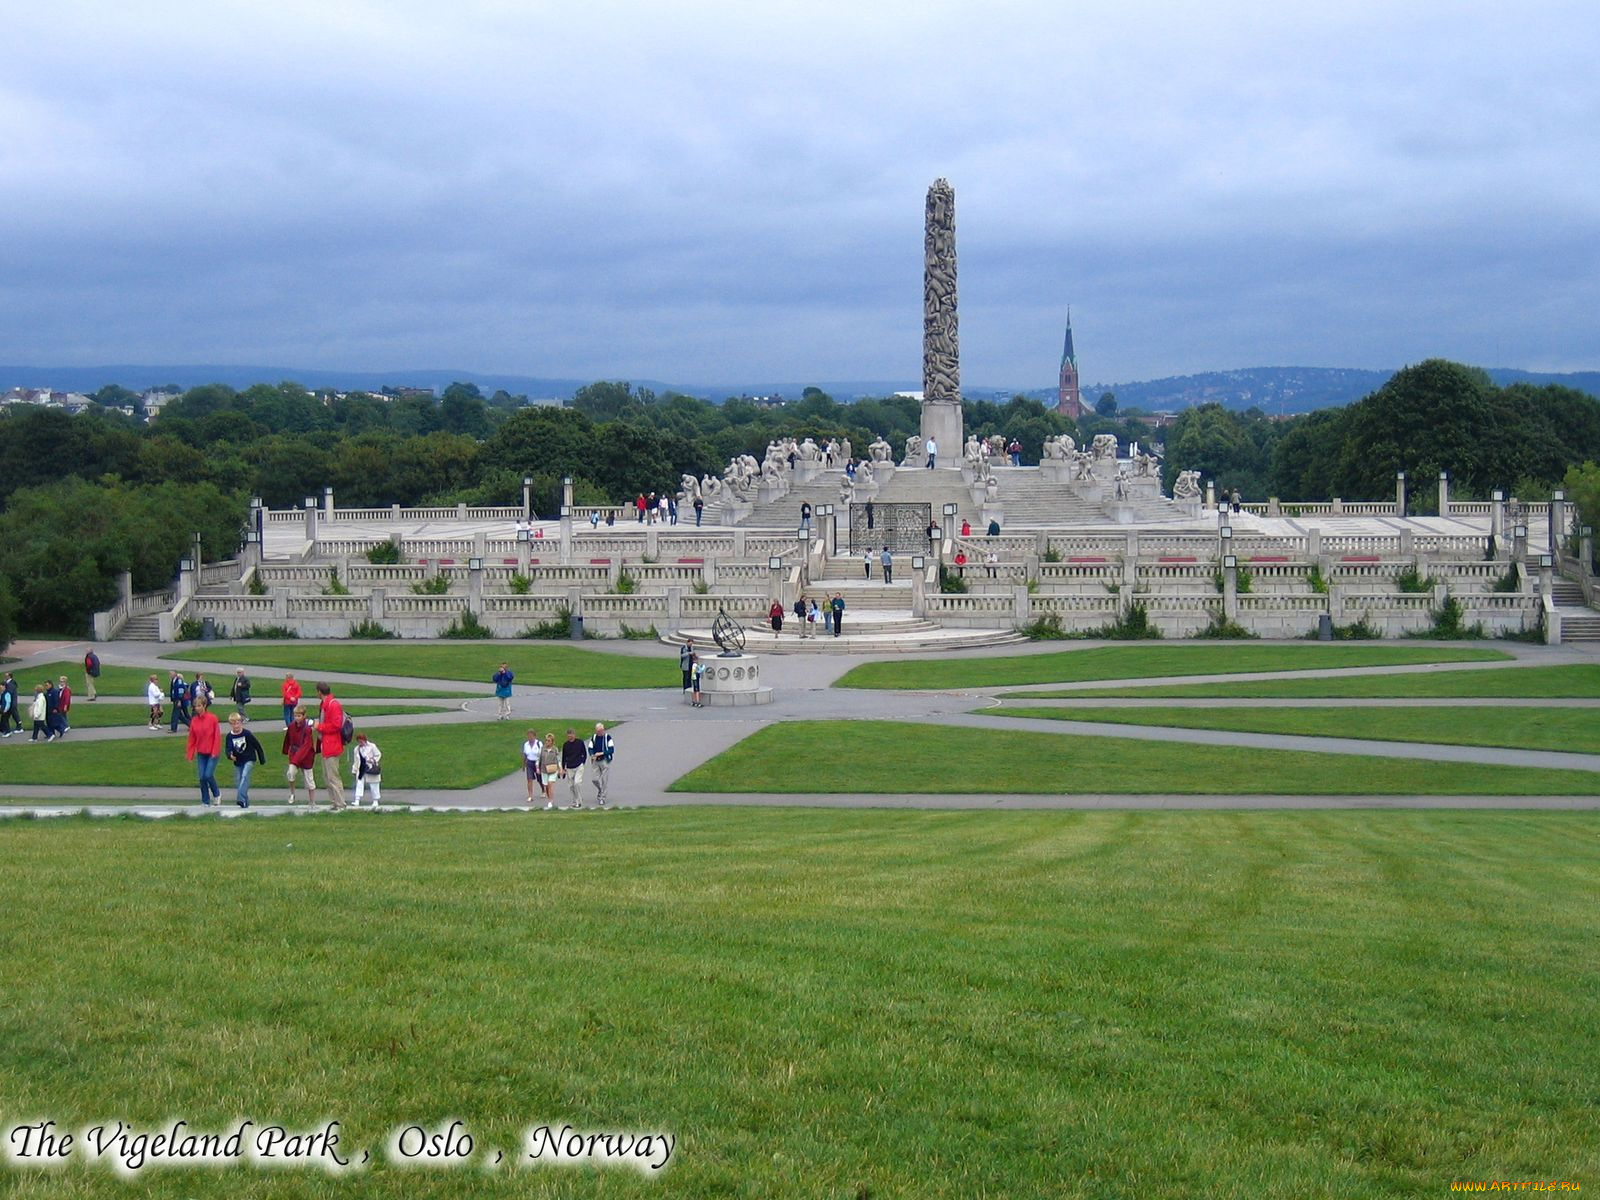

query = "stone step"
[120, 616, 164, 641]
[662, 622, 1028, 655]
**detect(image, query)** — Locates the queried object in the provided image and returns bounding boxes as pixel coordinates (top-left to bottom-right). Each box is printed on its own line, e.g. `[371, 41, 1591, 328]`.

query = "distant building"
[1057, 311, 1083, 419]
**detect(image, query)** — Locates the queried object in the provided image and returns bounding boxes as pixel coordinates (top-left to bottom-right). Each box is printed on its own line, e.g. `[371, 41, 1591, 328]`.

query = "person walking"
[691, 656, 705, 707]
[822, 595, 833, 636]
[314, 682, 348, 810]
[768, 600, 784, 634]
[280, 672, 302, 727]
[282, 704, 318, 805]
[185, 697, 223, 806]
[191, 673, 214, 711]
[679, 639, 695, 692]
[523, 729, 543, 804]
[53, 677, 72, 736]
[223, 711, 266, 808]
[168, 671, 189, 733]
[144, 675, 163, 730]
[799, 501, 812, 538]
[880, 547, 893, 585]
[352, 733, 383, 809]
[589, 723, 615, 807]
[229, 668, 252, 722]
[539, 731, 561, 809]
[28, 684, 48, 742]
[862, 547, 872, 580]
[492, 661, 515, 720]
[926, 436, 938, 469]
[0, 672, 19, 737]
[793, 595, 807, 636]
[42, 678, 63, 739]
[807, 597, 820, 636]
[693, 495, 704, 526]
[83, 649, 100, 701]
[560, 728, 588, 809]
[831, 592, 845, 637]
[961, 518, 971, 538]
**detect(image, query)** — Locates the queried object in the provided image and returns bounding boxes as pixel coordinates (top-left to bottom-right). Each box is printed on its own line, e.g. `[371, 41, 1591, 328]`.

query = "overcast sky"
[5, 0, 1599, 388]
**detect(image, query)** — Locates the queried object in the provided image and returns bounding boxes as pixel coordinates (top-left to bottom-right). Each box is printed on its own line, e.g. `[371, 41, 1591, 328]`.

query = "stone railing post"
[1123, 532, 1138, 588]
[1550, 490, 1567, 554]
[1024, 554, 1040, 585]
[370, 589, 385, 621]
[1399, 528, 1414, 557]
[646, 526, 659, 559]
[910, 558, 927, 615]
[1012, 585, 1029, 626]
[1491, 490, 1504, 540]
[323, 486, 334, 518]
[1307, 528, 1321, 558]
[666, 586, 682, 628]
[559, 513, 573, 566]
[1223, 559, 1238, 621]
[1396, 472, 1406, 516]
[1438, 471, 1450, 517]
[468, 560, 484, 613]
[304, 497, 317, 545]
[1331, 497, 1344, 515]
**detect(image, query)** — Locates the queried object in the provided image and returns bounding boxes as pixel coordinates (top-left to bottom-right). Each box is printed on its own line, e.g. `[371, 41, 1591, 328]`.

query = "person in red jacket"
[280, 672, 302, 727]
[185, 696, 223, 806]
[315, 682, 347, 810]
[282, 704, 318, 806]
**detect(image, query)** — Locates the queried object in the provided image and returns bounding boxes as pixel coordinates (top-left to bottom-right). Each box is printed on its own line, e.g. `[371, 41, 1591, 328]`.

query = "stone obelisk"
[921, 177, 963, 465]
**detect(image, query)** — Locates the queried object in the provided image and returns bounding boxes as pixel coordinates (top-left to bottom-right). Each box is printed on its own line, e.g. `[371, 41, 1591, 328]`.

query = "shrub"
[1020, 614, 1068, 640]
[176, 617, 215, 641]
[1021, 602, 1162, 641]
[411, 575, 451, 596]
[1194, 613, 1257, 639]
[239, 624, 298, 639]
[247, 572, 267, 597]
[1107, 601, 1161, 640]
[1419, 595, 1485, 640]
[614, 572, 637, 595]
[1042, 547, 1062, 563]
[938, 566, 968, 594]
[616, 623, 660, 641]
[1212, 565, 1253, 595]
[1306, 564, 1329, 595]
[1492, 564, 1521, 593]
[508, 573, 532, 595]
[518, 607, 573, 640]
[348, 618, 396, 640]
[1396, 565, 1436, 593]
[323, 568, 350, 596]
[366, 541, 401, 565]
[439, 610, 494, 639]
[691, 580, 710, 595]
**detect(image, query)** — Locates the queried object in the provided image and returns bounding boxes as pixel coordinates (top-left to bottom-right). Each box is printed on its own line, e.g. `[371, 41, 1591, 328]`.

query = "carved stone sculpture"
[1043, 434, 1075, 461]
[1092, 433, 1118, 460]
[904, 433, 923, 464]
[1073, 450, 1095, 481]
[964, 435, 982, 466]
[869, 436, 893, 463]
[1173, 470, 1202, 501]
[987, 434, 1006, 458]
[679, 473, 700, 502]
[923, 178, 960, 406]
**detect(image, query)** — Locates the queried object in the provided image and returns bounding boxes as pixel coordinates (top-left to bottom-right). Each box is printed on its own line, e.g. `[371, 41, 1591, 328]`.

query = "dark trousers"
[0, 707, 17, 734]
[833, 613, 843, 637]
[883, 566, 892, 584]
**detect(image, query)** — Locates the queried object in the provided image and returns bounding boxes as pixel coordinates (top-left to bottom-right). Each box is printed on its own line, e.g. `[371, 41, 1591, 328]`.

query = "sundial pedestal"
[699, 654, 773, 707]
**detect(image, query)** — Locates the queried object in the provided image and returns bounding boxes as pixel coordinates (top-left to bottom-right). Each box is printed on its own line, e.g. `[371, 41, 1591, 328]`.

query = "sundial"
[711, 607, 745, 656]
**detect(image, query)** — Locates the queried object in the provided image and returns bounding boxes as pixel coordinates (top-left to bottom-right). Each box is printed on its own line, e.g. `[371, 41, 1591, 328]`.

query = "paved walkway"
[3, 637, 1598, 814]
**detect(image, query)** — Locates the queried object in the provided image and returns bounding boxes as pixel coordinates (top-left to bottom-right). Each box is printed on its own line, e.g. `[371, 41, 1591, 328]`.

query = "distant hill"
[4, 363, 1596, 410]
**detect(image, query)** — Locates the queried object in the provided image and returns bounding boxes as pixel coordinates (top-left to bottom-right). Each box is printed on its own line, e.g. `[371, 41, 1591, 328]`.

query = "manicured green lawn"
[1046, 663, 1600, 700]
[166, 642, 676, 689]
[834, 644, 1508, 690]
[1, 810, 1596, 1197]
[0, 720, 602, 793]
[987, 704, 1600, 755]
[669, 720, 1600, 795]
[36, 701, 457, 731]
[15, 660, 474, 699]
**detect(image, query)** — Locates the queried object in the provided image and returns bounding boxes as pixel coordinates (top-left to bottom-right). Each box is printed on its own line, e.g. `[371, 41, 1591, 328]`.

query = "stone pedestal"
[920, 408, 963, 469]
[698, 654, 773, 707]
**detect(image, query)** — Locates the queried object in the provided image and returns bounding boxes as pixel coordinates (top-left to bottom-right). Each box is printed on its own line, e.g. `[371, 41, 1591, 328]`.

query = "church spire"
[1057, 309, 1083, 419]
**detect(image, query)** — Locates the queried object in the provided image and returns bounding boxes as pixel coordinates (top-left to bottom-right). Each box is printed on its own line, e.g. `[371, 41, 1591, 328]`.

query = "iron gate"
[849, 502, 933, 554]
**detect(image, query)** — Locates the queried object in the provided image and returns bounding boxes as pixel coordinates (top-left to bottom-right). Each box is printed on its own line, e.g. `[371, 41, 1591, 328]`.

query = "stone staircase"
[120, 615, 163, 641]
[662, 611, 1026, 654]
[1550, 578, 1600, 642]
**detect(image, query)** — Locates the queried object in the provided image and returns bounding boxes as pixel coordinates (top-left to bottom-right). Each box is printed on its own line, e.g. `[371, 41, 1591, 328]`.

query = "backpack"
[86, 653, 101, 678]
[341, 714, 355, 743]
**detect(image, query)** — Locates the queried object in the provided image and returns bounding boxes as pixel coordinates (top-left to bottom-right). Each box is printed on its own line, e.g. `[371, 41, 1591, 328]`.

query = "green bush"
[366, 541, 401, 565]
[508, 573, 532, 595]
[1306, 564, 1329, 595]
[439, 610, 494, 639]
[1020, 601, 1162, 641]
[938, 565, 968, 594]
[239, 624, 298, 639]
[1492, 564, 1521, 593]
[323, 568, 350, 596]
[1194, 613, 1258, 639]
[247, 572, 267, 597]
[614, 572, 637, 595]
[176, 617, 206, 641]
[1419, 595, 1485, 640]
[348, 618, 396, 640]
[517, 607, 572, 640]
[1020, 614, 1069, 640]
[411, 575, 452, 596]
[1396, 565, 1436, 594]
[616, 623, 660, 640]
[1042, 547, 1062, 564]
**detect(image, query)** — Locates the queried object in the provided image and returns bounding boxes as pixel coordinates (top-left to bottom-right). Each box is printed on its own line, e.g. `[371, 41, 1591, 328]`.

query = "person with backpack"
[351, 733, 383, 809]
[229, 668, 252, 722]
[492, 662, 515, 721]
[691, 656, 705, 707]
[589, 723, 615, 807]
[314, 682, 349, 811]
[83, 649, 101, 701]
[678, 640, 695, 692]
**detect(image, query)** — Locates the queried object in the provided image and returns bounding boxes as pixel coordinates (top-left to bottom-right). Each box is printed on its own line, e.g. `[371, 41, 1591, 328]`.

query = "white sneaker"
[543, 801, 553, 811]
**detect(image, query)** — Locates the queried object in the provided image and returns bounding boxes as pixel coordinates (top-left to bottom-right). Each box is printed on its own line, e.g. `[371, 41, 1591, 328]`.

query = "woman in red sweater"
[185, 697, 223, 806]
